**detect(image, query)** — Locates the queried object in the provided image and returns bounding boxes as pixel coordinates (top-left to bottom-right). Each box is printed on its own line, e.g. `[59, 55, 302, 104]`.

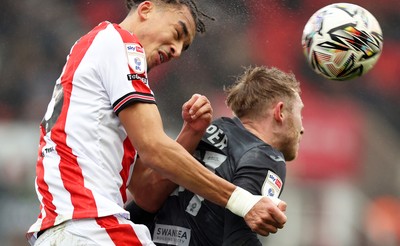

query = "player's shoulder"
[241, 144, 284, 163]
[235, 141, 285, 176]
[205, 117, 275, 154]
[258, 145, 285, 163]
[91, 22, 141, 46]
[113, 23, 141, 44]
[213, 117, 257, 142]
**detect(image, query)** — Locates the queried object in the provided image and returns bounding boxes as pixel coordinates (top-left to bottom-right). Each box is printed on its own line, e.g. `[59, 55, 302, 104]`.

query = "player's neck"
[241, 118, 272, 144]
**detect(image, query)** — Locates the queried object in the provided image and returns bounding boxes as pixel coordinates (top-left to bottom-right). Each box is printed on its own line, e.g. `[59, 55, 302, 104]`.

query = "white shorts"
[32, 215, 155, 246]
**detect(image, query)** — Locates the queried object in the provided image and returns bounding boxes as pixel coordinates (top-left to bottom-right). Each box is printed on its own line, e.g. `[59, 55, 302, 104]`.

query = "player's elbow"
[133, 191, 162, 213]
[132, 176, 176, 213]
[128, 159, 177, 213]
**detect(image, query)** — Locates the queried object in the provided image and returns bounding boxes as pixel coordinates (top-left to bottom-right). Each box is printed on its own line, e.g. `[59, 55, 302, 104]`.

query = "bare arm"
[129, 95, 212, 212]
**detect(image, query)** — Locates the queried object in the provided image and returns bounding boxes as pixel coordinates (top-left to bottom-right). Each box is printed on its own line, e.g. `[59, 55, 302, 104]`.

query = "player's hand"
[269, 196, 287, 212]
[243, 197, 287, 236]
[277, 200, 287, 212]
[181, 94, 213, 133]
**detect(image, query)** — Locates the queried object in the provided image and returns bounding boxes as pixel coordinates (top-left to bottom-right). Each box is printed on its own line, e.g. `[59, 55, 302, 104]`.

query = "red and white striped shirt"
[28, 22, 155, 235]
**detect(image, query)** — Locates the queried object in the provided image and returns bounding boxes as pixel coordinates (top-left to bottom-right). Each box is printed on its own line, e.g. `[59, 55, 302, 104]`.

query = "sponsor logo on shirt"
[126, 44, 144, 54]
[41, 146, 55, 157]
[127, 74, 148, 85]
[153, 224, 191, 246]
[203, 151, 227, 172]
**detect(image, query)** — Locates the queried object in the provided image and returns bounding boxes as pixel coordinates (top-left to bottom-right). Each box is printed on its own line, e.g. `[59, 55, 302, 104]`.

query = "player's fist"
[181, 94, 212, 133]
[269, 197, 287, 212]
[244, 196, 287, 236]
[277, 200, 287, 212]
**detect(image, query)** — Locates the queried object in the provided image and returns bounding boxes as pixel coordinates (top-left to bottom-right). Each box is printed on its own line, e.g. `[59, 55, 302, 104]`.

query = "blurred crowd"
[0, 0, 399, 245]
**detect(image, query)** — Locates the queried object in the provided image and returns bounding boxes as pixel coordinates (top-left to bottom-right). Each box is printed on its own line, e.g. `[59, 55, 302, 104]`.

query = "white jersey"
[27, 22, 155, 238]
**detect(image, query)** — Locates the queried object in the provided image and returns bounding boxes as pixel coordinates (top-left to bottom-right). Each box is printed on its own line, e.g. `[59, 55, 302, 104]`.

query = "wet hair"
[125, 0, 214, 34]
[225, 66, 301, 119]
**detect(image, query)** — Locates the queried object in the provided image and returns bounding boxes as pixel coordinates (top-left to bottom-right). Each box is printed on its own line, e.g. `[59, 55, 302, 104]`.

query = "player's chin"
[285, 154, 295, 162]
[283, 146, 298, 162]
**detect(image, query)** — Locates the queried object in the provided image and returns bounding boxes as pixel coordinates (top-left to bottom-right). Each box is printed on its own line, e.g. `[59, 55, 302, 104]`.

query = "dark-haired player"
[27, 1, 287, 245]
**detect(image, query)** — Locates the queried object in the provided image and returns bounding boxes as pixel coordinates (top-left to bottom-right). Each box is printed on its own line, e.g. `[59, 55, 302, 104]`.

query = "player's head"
[124, 0, 210, 69]
[225, 66, 304, 161]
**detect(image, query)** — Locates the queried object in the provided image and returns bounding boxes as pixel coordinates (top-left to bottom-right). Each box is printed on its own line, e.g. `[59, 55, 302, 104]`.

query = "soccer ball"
[301, 3, 383, 81]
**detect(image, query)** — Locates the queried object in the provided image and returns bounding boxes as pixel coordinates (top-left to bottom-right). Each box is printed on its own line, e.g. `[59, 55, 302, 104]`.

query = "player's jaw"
[279, 118, 302, 161]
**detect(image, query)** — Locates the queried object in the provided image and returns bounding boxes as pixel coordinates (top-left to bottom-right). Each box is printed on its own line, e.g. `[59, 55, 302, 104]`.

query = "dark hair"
[225, 66, 301, 119]
[125, 0, 213, 34]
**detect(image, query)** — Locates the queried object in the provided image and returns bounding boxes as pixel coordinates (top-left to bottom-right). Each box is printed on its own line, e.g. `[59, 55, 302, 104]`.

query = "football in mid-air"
[301, 3, 383, 81]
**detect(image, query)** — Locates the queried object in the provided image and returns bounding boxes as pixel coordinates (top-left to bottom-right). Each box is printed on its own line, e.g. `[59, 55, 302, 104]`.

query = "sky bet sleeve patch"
[261, 170, 283, 198]
[125, 43, 146, 74]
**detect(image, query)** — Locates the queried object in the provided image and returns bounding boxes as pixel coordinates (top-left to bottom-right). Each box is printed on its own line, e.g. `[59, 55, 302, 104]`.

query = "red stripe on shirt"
[131, 78, 152, 97]
[45, 22, 110, 225]
[36, 127, 58, 230]
[119, 137, 136, 203]
[96, 215, 142, 245]
[113, 93, 155, 113]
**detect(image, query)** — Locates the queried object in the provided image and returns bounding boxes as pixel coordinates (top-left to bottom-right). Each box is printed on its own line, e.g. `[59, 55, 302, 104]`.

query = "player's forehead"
[293, 92, 304, 109]
[170, 5, 196, 46]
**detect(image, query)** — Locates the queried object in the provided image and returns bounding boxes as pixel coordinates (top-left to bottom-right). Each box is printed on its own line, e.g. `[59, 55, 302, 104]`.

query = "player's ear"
[273, 102, 284, 123]
[137, 1, 153, 20]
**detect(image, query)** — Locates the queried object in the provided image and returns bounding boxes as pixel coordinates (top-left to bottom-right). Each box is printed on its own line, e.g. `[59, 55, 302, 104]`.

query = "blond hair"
[225, 66, 301, 119]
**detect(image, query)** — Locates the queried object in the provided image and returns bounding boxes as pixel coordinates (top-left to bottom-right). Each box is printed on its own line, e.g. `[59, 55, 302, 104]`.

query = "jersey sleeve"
[235, 146, 286, 197]
[222, 147, 286, 245]
[95, 23, 156, 115]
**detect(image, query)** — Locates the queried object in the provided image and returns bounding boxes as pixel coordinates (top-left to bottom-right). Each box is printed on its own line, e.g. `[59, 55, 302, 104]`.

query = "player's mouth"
[158, 51, 169, 64]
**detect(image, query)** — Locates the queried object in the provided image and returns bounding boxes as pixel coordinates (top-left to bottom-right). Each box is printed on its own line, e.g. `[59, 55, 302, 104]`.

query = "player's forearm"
[140, 136, 235, 207]
[128, 122, 205, 212]
[138, 134, 267, 218]
[175, 121, 206, 154]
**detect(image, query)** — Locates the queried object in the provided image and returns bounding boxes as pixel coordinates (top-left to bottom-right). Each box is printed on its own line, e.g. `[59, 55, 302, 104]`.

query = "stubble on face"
[278, 115, 301, 162]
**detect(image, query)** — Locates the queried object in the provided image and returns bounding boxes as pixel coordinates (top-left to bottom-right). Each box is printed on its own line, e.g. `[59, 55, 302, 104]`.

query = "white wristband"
[226, 186, 262, 217]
